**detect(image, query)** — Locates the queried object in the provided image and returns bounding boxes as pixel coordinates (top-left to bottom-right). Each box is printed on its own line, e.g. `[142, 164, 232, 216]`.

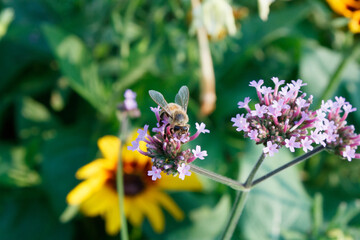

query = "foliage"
[1, 0, 360, 239]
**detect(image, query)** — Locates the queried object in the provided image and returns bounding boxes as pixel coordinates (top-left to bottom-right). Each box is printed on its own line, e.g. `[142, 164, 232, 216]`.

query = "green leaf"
[237, 143, 312, 239]
[0, 145, 41, 187]
[42, 24, 112, 116]
[41, 127, 94, 216]
[166, 195, 231, 240]
[0, 188, 73, 240]
[299, 42, 360, 105]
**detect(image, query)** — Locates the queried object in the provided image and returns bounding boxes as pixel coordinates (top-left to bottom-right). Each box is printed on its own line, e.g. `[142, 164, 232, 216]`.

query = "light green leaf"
[237, 143, 312, 240]
[42, 24, 112, 116]
[166, 195, 231, 240]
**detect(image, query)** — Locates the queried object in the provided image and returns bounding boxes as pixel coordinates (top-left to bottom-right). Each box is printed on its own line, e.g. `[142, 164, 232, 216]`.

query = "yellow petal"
[156, 172, 202, 192]
[126, 197, 144, 227]
[80, 186, 116, 216]
[98, 136, 120, 163]
[75, 159, 107, 179]
[150, 189, 184, 221]
[134, 191, 165, 233]
[104, 199, 121, 235]
[66, 175, 107, 205]
[349, 11, 360, 33]
[326, 0, 354, 18]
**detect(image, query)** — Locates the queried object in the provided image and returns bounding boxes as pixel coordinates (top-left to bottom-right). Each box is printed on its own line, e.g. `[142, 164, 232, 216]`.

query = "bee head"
[173, 125, 189, 134]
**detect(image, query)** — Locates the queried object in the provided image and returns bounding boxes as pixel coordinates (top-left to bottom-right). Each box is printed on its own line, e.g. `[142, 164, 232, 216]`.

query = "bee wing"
[175, 86, 189, 111]
[149, 90, 171, 114]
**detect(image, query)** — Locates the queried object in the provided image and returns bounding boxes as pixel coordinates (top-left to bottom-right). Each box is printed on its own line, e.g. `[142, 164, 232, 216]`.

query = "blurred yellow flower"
[349, 11, 360, 33]
[326, 0, 360, 33]
[66, 133, 202, 235]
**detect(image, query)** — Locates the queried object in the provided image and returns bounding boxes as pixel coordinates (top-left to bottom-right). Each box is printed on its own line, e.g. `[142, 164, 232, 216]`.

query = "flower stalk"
[220, 153, 265, 240]
[117, 114, 130, 240]
[319, 44, 360, 106]
[251, 145, 325, 187]
[189, 164, 248, 191]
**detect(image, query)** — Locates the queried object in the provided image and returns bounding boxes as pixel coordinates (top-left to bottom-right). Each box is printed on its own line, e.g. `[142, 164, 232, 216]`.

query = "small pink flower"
[148, 166, 162, 181]
[301, 137, 313, 153]
[249, 129, 258, 141]
[127, 139, 140, 151]
[137, 125, 149, 140]
[231, 114, 249, 132]
[251, 104, 267, 118]
[192, 145, 208, 160]
[150, 106, 161, 122]
[342, 146, 355, 161]
[124, 89, 138, 110]
[249, 79, 264, 90]
[238, 97, 251, 111]
[177, 163, 191, 180]
[285, 136, 301, 152]
[263, 141, 279, 157]
[196, 122, 210, 134]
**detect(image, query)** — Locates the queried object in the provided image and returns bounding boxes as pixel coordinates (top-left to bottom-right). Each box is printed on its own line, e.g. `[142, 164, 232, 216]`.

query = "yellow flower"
[326, 0, 360, 18]
[326, 0, 360, 33]
[349, 11, 360, 33]
[66, 133, 202, 235]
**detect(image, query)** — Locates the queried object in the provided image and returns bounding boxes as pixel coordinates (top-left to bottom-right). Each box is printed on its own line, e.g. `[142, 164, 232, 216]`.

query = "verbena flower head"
[129, 108, 210, 180]
[232, 77, 360, 161]
[66, 133, 202, 235]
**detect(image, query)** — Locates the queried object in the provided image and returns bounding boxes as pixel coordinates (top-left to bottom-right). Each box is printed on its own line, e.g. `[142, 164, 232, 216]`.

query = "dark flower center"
[123, 174, 145, 196]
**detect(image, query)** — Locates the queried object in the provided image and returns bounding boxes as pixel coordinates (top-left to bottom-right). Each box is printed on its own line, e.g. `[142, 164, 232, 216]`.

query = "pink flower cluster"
[232, 77, 360, 161]
[318, 97, 360, 161]
[129, 106, 209, 180]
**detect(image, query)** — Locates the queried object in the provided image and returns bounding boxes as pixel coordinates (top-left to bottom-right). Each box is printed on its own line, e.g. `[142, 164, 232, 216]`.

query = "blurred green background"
[1, 0, 360, 239]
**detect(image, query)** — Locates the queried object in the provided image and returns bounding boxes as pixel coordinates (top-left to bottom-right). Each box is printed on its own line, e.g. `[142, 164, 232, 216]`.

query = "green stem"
[117, 114, 129, 240]
[251, 145, 325, 187]
[220, 153, 266, 240]
[318, 43, 360, 107]
[189, 164, 248, 191]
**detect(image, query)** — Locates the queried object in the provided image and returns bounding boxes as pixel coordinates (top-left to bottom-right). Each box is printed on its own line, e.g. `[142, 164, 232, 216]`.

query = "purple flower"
[124, 89, 138, 110]
[249, 80, 264, 90]
[238, 97, 251, 111]
[342, 146, 355, 161]
[150, 106, 161, 122]
[127, 139, 140, 151]
[248, 129, 258, 141]
[137, 125, 149, 140]
[196, 122, 210, 134]
[177, 163, 191, 180]
[192, 145, 208, 160]
[231, 114, 249, 132]
[148, 166, 162, 181]
[284, 136, 301, 152]
[263, 141, 279, 157]
[301, 137, 313, 153]
[251, 104, 267, 118]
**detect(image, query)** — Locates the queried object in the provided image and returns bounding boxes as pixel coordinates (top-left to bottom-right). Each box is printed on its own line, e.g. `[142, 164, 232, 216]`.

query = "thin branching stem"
[189, 164, 248, 191]
[251, 146, 325, 187]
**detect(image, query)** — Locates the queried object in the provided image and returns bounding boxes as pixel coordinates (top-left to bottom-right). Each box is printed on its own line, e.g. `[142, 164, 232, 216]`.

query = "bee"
[149, 86, 190, 134]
